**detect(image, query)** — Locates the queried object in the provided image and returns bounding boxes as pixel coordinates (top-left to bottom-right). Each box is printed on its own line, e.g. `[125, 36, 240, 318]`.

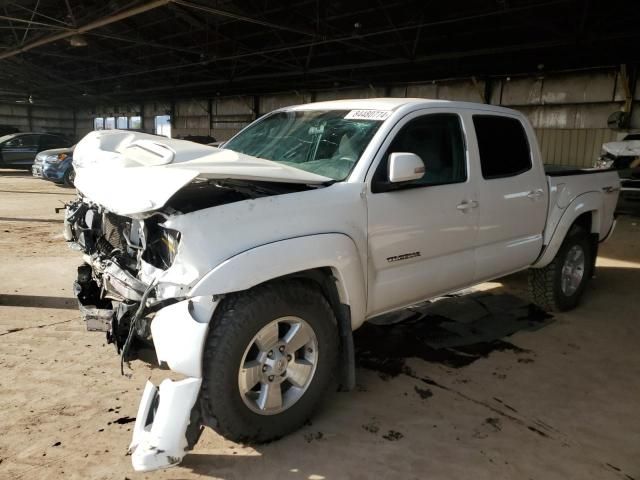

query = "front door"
[1, 134, 40, 166]
[366, 111, 479, 317]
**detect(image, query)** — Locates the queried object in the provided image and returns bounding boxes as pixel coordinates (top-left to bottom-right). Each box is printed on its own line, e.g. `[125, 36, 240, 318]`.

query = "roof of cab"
[284, 97, 521, 116]
[286, 97, 441, 111]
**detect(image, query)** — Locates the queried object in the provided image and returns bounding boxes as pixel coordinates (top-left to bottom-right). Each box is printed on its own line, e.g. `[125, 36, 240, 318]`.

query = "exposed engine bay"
[64, 178, 306, 362]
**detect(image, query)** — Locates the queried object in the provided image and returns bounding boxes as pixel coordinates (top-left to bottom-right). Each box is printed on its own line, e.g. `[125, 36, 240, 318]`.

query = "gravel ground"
[1, 170, 639, 480]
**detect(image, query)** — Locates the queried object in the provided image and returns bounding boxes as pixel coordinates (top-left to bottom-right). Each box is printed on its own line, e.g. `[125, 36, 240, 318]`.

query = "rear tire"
[528, 226, 593, 312]
[201, 280, 339, 443]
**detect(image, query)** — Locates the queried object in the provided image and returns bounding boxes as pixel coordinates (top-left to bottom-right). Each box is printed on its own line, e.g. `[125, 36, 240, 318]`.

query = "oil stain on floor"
[354, 291, 553, 376]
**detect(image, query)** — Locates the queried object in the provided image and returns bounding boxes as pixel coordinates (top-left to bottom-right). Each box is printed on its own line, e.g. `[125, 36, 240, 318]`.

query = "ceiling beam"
[171, 0, 317, 37]
[0, 0, 171, 61]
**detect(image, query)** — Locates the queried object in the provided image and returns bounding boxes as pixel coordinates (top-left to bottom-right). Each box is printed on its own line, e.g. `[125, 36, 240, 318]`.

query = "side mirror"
[388, 152, 425, 183]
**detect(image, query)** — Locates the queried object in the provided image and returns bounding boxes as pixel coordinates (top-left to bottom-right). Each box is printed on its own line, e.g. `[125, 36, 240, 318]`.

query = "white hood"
[73, 130, 332, 216]
[602, 140, 640, 157]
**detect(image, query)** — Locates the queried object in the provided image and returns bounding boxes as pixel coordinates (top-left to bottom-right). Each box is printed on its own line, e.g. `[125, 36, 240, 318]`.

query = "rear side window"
[40, 135, 66, 150]
[473, 115, 531, 179]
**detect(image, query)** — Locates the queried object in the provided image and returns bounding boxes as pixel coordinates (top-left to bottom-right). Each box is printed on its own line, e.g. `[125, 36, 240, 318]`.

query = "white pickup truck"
[64, 98, 620, 472]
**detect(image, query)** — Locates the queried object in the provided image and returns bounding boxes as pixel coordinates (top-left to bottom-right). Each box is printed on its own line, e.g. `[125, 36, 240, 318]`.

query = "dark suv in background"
[0, 133, 70, 169]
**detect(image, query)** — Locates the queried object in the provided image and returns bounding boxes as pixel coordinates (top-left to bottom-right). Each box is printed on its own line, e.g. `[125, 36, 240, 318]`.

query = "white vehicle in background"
[63, 98, 619, 472]
[596, 133, 640, 213]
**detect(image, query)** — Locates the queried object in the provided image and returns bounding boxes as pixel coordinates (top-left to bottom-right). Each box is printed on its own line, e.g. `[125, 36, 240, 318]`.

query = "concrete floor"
[0, 171, 639, 480]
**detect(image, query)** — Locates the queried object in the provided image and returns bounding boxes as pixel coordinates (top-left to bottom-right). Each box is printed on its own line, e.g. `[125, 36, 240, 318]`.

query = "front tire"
[528, 226, 593, 312]
[63, 167, 75, 187]
[201, 280, 339, 443]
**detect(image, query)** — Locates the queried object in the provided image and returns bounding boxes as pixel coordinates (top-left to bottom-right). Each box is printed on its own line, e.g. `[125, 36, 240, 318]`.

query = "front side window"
[473, 115, 531, 179]
[223, 110, 383, 181]
[373, 113, 466, 191]
[5, 135, 38, 148]
[94, 117, 104, 130]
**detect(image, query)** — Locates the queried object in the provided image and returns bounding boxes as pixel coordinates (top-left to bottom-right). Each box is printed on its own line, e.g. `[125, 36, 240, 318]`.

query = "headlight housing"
[594, 157, 614, 169]
[143, 227, 181, 270]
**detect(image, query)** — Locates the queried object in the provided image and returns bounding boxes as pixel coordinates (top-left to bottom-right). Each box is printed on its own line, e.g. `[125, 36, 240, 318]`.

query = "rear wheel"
[528, 226, 593, 311]
[201, 280, 339, 443]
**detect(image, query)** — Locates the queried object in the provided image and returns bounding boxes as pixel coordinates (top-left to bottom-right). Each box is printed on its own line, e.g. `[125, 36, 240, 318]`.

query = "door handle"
[456, 200, 479, 211]
[527, 189, 544, 199]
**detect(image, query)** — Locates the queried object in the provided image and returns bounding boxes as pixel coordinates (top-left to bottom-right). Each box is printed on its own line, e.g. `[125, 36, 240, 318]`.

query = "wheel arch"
[533, 192, 602, 268]
[188, 233, 367, 330]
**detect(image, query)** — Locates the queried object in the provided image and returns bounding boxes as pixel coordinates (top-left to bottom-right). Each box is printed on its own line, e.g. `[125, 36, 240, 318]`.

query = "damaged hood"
[73, 130, 332, 215]
[602, 140, 640, 157]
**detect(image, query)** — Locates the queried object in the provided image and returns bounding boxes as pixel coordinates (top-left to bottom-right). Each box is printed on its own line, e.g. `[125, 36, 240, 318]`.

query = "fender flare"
[533, 191, 603, 268]
[188, 233, 368, 330]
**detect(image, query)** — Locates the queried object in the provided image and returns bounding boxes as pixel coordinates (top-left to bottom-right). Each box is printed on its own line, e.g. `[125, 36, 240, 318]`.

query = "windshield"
[223, 110, 384, 180]
[0, 134, 17, 144]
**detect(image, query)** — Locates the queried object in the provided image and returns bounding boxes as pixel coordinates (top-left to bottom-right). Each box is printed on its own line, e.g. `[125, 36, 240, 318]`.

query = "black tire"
[201, 280, 339, 443]
[528, 226, 593, 312]
[63, 167, 75, 187]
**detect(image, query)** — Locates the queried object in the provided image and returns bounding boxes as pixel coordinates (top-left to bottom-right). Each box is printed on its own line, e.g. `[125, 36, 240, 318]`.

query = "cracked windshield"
[223, 110, 384, 180]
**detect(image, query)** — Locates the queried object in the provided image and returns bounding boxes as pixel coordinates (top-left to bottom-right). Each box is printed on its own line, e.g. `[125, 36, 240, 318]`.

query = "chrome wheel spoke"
[239, 360, 262, 392]
[284, 322, 313, 353]
[258, 383, 283, 411]
[254, 321, 279, 352]
[287, 359, 314, 387]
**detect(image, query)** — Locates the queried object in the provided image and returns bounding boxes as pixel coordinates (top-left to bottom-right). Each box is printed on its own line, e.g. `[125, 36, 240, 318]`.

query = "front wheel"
[63, 167, 75, 187]
[200, 280, 339, 443]
[528, 226, 593, 312]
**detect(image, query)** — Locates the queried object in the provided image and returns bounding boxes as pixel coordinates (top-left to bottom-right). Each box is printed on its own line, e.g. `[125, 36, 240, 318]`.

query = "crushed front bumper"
[129, 378, 202, 472]
[129, 295, 218, 471]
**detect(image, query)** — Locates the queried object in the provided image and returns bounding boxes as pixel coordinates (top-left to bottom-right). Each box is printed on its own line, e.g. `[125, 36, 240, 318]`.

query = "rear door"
[39, 134, 67, 152]
[366, 110, 479, 316]
[469, 113, 548, 281]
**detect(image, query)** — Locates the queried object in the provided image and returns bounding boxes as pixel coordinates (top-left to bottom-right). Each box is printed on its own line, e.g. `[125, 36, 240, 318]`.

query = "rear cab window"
[473, 115, 531, 179]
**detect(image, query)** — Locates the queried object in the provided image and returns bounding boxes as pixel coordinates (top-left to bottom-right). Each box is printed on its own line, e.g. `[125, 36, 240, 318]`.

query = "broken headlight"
[594, 157, 614, 169]
[143, 227, 181, 270]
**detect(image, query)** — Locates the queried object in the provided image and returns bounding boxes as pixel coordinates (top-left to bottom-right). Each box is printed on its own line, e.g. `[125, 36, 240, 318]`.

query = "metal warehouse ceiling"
[0, 0, 639, 105]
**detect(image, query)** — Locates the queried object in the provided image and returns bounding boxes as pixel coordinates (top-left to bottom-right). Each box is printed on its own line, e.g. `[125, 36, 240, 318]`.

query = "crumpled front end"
[64, 196, 216, 471]
[63, 131, 322, 471]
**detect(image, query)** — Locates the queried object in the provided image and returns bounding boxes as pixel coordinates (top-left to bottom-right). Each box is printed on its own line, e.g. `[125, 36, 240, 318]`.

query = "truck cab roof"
[284, 97, 522, 117]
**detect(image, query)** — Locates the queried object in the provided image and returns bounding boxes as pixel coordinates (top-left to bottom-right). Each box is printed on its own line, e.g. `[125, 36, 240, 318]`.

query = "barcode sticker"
[344, 110, 392, 121]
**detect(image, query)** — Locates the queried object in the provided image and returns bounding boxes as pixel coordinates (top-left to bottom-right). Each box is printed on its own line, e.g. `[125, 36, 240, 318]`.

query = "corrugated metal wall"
[64, 68, 640, 168]
[0, 103, 75, 137]
[535, 128, 619, 166]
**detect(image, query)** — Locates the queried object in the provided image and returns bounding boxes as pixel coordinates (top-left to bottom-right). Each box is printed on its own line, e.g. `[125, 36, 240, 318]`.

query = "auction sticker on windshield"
[344, 110, 392, 121]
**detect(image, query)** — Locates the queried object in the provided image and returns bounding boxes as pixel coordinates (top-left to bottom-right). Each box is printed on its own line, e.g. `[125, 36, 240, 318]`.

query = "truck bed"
[544, 164, 617, 177]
